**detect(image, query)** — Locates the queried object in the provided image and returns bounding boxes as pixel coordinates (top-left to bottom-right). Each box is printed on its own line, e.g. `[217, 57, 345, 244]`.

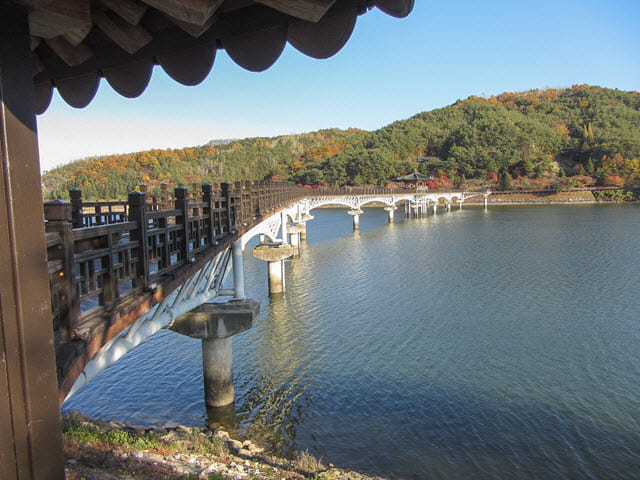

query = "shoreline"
[62, 412, 384, 480]
[319, 190, 638, 208]
[464, 190, 600, 205]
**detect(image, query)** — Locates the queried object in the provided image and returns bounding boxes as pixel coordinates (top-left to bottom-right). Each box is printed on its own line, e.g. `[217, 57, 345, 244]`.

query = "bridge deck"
[49, 183, 628, 401]
[48, 181, 309, 402]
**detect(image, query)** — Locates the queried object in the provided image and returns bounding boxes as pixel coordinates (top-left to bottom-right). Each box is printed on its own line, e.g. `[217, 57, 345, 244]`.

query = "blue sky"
[37, 0, 640, 172]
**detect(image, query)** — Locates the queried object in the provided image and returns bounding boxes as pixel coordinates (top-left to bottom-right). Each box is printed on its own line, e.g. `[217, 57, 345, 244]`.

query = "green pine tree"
[498, 169, 512, 190]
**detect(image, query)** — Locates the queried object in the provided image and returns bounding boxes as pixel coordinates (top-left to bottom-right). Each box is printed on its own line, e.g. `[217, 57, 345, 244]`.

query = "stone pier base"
[384, 206, 396, 222]
[268, 260, 285, 293]
[253, 243, 294, 294]
[202, 337, 233, 407]
[287, 223, 306, 255]
[171, 299, 259, 408]
[300, 214, 314, 240]
[348, 209, 363, 230]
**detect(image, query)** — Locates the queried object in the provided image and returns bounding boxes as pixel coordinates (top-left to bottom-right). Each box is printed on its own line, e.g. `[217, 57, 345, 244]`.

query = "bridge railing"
[44, 181, 501, 342]
[308, 186, 477, 196]
[44, 181, 307, 343]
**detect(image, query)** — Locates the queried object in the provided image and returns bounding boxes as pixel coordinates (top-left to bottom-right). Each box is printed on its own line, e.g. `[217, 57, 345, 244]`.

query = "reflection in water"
[63, 205, 640, 479]
[206, 403, 236, 430]
[234, 291, 319, 455]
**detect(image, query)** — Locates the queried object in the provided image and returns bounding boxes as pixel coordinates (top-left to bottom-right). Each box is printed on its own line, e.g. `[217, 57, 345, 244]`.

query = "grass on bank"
[62, 411, 226, 456]
[62, 412, 335, 480]
[62, 412, 229, 480]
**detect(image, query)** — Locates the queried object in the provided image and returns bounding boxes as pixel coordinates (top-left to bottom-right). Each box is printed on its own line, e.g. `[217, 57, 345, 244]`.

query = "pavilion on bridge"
[396, 171, 435, 190]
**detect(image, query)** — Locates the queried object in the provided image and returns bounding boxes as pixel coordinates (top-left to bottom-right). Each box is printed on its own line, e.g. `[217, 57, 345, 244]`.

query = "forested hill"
[43, 129, 365, 200]
[43, 85, 640, 200]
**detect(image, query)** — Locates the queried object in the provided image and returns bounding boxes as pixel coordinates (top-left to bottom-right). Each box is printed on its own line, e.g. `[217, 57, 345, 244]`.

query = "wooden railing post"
[44, 200, 78, 340]
[255, 180, 263, 217]
[100, 233, 116, 307]
[221, 182, 235, 234]
[128, 191, 148, 289]
[202, 183, 214, 247]
[233, 181, 243, 227]
[231, 181, 240, 232]
[245, 180, 255, 219]
[69, 188, 83, 228]
[160, 183, 168, 210]
[175, 186, 190, 264]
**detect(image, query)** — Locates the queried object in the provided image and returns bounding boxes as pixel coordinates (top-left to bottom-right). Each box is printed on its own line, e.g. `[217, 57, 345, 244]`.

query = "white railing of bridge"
[65, 189, 490, 400]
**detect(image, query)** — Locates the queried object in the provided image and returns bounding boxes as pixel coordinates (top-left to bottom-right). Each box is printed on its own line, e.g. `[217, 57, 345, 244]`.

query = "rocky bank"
[62, 413, 386, 480]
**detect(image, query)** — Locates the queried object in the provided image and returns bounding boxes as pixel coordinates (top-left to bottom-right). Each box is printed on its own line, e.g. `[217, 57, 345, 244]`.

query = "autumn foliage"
[43, 86, 640, 200]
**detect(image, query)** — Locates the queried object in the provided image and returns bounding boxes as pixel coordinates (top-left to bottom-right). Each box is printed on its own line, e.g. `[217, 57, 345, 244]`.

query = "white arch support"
[65, 248, 234, 401]
[66, 189, 491, 401]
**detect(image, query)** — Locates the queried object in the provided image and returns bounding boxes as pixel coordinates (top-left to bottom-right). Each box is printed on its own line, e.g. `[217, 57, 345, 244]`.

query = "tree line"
[42, 85, 640, 200]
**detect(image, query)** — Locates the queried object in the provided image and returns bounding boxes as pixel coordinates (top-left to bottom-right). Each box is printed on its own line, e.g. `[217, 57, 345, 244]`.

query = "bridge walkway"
[45, 182, 487, 403]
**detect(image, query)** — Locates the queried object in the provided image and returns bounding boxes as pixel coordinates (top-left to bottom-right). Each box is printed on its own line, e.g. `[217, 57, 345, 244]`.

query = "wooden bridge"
[0, 2, 417, 477]
[46, 181, 308, 403]
[46, 182, 489, 405]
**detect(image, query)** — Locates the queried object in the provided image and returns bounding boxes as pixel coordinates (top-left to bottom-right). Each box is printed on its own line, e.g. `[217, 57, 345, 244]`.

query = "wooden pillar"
[0, 4, 65, 479]
[128, 191, 149, 289]
[221, 182, 236, 234]
[202, 183, 215, 247]
[44, 200, 79, 342]
[175, 186, 190, 264]
[69, 188, 84, 228]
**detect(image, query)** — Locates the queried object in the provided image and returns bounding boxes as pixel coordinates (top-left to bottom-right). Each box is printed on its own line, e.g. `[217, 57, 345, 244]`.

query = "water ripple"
[64, 206, 640, 479]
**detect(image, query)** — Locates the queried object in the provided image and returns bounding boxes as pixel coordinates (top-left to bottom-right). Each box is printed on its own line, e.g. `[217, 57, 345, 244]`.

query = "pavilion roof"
[18, 0, 413, 114]
[397, 171, 434, 182]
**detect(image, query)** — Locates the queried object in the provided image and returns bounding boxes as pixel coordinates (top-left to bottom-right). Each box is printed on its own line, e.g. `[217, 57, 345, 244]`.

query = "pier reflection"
[206, 403, 236, 430]
[233, 292, 317, 456]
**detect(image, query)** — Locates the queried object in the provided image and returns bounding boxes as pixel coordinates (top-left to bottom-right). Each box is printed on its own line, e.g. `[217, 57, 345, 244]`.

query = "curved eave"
[31, 0, 414, 114]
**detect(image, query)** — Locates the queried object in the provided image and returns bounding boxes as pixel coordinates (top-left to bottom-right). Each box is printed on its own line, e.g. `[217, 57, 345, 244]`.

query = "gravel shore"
[62, 413, 386, 480]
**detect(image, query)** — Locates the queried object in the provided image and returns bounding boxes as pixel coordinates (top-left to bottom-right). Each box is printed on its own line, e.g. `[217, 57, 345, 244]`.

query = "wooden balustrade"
[47, 181, 480, 340]
[44, 181, 307, 341]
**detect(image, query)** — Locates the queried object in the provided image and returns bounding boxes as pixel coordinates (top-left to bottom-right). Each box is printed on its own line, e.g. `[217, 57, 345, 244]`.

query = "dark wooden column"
[0, 4, 65, 480]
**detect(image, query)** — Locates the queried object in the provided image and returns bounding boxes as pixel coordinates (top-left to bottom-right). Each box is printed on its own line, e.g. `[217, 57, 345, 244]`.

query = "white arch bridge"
[63, 189, 490, 405]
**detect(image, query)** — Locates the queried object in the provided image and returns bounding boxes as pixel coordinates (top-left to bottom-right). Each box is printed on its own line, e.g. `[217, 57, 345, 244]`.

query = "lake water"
[63, 204, 640, 479]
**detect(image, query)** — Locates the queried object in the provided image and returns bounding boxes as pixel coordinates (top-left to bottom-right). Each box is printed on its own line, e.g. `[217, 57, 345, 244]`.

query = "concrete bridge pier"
[253, 243, 295, 294]
[232, 240, 245, 299]
[408, 201, 420, 218]
[299, 214, 314, 240]
[447, 202, 452, 211]
[432, 202, 438, 215]
[348, 209, 364, 230]
[171, 299, 259, 408]
[384, 206, 396, 222]
[202, 337, 233, 407]
[287, 224, 305, 255]
[484, 194, 489, 209]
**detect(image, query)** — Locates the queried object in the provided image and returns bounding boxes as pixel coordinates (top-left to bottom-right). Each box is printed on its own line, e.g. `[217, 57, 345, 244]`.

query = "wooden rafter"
[165, 13, 218, 38]
[22, 0, 91, 39]
[62, 24, 93, 46]
[101, 0, 148, 25]
[93, 10, 152, 54]
[46, 36, 93, 66]
[26, 0, 413, 112]
[254, 0, 336, 22]
[138, 0, 224, 26]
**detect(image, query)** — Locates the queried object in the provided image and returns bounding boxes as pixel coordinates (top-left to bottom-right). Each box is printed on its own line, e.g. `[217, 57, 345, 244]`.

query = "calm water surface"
[64, 204, 640, 479]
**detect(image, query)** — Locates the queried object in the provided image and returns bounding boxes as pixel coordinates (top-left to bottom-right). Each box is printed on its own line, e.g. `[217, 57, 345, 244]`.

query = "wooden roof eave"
[30, 0, 414, 113]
